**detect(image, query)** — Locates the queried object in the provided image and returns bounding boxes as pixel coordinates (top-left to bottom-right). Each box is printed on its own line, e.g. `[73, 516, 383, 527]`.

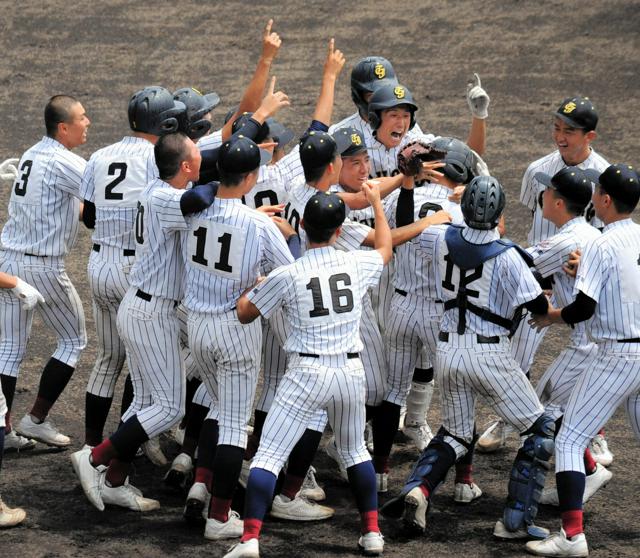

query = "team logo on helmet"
[374, 64, 386, 79]
[394, 86, 405, 99]
[351, 133, 362, 146]
[563, 101, 577, 113]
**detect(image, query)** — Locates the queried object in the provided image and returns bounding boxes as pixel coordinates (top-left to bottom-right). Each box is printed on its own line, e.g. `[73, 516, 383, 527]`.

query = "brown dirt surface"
[1, 1, 639, 556]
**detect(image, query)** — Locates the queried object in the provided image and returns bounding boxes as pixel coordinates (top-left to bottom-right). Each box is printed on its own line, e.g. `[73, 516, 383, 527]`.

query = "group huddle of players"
[0, 19, 638, 558]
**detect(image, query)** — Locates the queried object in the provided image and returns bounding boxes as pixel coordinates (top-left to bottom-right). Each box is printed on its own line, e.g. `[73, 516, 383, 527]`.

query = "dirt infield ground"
[1, 1, 639, 556]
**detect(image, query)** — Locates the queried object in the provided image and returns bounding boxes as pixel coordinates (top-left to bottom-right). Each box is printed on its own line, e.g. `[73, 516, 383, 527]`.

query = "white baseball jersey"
[196, 129, 223, 150]
[129, 179, 190, 301]
[80, 136, 157, 254]
[1, 136, 86, 256]
[420, 225, 542, 337]
[520, 149, 609, 245]
[182, 198, 294, 314]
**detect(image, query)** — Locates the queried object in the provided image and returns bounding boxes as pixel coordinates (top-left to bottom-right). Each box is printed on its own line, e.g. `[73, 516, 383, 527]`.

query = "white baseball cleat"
[324, 438, 348, 481]
[204, 510, 244, 540]
[0, 498, 26, 528]
[376, 472, 388, 494]
[493, 518, 550, 540]
[525, 529, 589, 557]
[17, 414, 71, 447]
[300, 466, 326, 501]
[403, 424, 433, 452]
[403, 487, 428, 533]
[358, 531, 384, 556]
[184, 481, 210, 525]
[164, 453, 193, 488]
[141, 437, 168, 466]
[102, 482, 160, 512]
[224, 538, 260, 558]
[270, 494, 334, 521]
[454, 482, 482, 504]
[70, 448, 105, 511]
[589, 434, 613, 467]
[477, 418, 513, 453]
[3, 430, 36, 452]
[540, 464, 612, 507]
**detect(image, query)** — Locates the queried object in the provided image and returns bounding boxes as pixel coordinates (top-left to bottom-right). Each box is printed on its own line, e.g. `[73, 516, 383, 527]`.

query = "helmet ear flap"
[368, 109, 382, 131]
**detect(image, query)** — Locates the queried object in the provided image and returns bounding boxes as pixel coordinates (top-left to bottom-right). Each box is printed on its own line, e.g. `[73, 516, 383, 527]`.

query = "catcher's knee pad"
[503, 413, 555, 532]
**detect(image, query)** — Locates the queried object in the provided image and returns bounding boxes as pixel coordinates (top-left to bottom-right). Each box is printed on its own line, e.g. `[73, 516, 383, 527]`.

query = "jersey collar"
[603, 217, 635, 232]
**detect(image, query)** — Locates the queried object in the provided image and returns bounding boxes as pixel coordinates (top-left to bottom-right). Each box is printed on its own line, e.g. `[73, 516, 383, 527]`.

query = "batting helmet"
[128, 86, 186, 136]
[429, 137, 477, 185]
[461, 175, 505, 230]
[367, 83, 418, 131]
[173, 87, 220, 140]
[351, 56, 398, 118]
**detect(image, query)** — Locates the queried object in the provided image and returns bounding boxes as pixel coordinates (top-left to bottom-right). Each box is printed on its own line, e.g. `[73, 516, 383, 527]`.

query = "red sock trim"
[598, 428, 605, 436]
[105, 459, 130, 487]
[372, 455, 389, 474]
[361, 510, 380, 534]
[561, 510, 583, 538]
[419, 484, 430, 499]
[583, 448, 597, 475]
[281, 473, 304, 500]
[242, 518, 263, 542]
[90, 439, 118, 467]
[194, 467, 213, 492]
[455, 463, 473, 484]
[209, 497, 232, 522]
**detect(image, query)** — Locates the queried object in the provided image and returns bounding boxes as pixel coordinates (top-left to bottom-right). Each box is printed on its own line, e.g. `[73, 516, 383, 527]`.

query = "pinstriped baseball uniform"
[118, 179, 191, 438]
[0, 387, 6, 428]
[556, 219, 640, 473]
[419, 224, 545, 457]
[81, 136, 157, 399]
[528, 218, 600, 417]
[248, 246, 383, 475]
[383, 186, 464, 406]
[512, 149, 608, 374]
[196, 129, 223, 150]
[183, 197, 294, 448]
[0, 136, 87, 376]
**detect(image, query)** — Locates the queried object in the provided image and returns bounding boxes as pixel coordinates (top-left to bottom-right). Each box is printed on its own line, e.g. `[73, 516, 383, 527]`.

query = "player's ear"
[585, 130, 597, 142]
[334, 225, 342, 238]
[300, 218, 306, 232]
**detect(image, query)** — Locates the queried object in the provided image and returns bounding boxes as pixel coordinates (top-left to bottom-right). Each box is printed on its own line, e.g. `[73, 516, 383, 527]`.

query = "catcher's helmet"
[128, 86, 186, 136]
[461, 175, 505, 230]
[173, 87, 220, 140]
[351, 56, 398, 119]
[430, 137, 477, 185]
[367, 84, 418, 131]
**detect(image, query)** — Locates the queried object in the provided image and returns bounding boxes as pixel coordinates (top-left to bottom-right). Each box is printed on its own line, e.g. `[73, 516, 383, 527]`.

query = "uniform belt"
[135, 289, 178, 307]
[394, 288, 442, 303]
[24, 252, 42, 257]
[619, 338, 640, 343]
[438, 331, 500, 344]
[298, 352, 360, 359]
[93, 243, 135, 257]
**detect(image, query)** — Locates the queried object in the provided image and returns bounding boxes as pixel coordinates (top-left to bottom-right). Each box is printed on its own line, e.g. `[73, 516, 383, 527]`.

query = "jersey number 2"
[14, 160, 33, 196]
[306, 274, 354, 317]
[105, 162, 127, 200]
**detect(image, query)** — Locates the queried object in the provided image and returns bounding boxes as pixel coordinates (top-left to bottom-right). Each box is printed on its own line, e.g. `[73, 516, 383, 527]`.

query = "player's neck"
[561, 146, 591, 166]
[132, 131, 158, 144]
[602, 212, 632, 226]
[167, 175, 190, 190]
[216, 184, 244, 199]
[553, 212, 578, 228]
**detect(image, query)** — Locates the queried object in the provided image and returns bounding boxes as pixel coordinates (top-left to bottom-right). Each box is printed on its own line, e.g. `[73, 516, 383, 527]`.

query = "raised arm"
[312, 39, 346, 127]
[465, 73, 489, 156]
[361, 182, 392, 264]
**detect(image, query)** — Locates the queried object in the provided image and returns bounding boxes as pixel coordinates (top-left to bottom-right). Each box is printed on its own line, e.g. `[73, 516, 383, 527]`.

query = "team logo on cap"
[374, 64, 386, 79]
[351, 133, 362, 146]
[563, 101, 577, 113]
[394, 86, 405, 99]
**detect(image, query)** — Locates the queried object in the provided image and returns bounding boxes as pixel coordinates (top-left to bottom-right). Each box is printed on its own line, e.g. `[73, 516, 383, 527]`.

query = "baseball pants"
[510, 310, 547, 373]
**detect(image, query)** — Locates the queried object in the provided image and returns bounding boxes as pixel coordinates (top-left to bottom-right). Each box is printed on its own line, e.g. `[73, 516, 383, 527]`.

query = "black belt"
[135, 289, 152, 302]
[24, 252, 43, 257]
[93, 243, 135, 257]
[298, 352, 360, 359]
[619, 338, 640, 343]
[394, 288, 442, 303]
[438, 331, 500, 344]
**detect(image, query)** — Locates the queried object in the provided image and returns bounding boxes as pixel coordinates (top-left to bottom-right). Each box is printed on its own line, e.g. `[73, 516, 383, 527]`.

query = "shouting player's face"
[63, 102, 91, 148]
[376, 107, 412, 148]
[553, 118, 595, 165]
[339, 152, 370, 192]
[182, 139, 202, 183]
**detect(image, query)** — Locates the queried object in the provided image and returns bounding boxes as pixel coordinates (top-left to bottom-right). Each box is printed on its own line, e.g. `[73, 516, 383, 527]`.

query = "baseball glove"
[397, 141, 446, 177]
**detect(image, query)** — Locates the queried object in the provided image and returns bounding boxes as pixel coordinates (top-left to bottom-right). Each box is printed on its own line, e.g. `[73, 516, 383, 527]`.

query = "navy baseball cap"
[554, 96, 598, 132]
[303, 191, 346, 232]
[534, 166, 593, 207]
[217, 135, 271, 174]
[585, 163, 640, 208]
[299, 131, 339, 170]
[333, 127, 367, 157]
[266, 118, 294, 148]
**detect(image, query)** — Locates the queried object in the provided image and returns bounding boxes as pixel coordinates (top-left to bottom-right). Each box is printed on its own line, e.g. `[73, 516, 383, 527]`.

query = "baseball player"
[80, 86, 182, 448]
[380, 176, 556, 543]
[225, 186, 392, 558]
[183, 135, 299, 541]
[70, 132, 225, 513]
[479, 96, 610, 458]
[0, 95, 89, 448]
[526, 164, 640, 557]
[0, 271, 44, 527]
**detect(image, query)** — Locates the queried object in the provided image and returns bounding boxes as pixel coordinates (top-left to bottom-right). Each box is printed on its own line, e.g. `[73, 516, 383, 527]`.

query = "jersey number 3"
[306, 274, 354, 317]
[13, 160, 33, 196]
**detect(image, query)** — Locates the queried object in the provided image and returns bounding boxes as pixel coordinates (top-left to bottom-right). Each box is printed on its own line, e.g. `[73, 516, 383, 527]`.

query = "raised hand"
[466, 73, 490, 119]
[262, 19, 281, 63]
[323, 38, 346, 79]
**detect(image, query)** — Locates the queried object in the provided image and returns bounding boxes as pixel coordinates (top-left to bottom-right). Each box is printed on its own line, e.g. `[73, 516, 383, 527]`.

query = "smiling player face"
[552, 117, 594, 165]
[339, 152, 371, 192]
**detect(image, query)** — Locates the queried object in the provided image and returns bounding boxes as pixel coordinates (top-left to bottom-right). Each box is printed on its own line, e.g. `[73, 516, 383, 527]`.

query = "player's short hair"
[44, 95, 80, 137]
[155, 132, 191, 180]
[303, 222, 339, 243]
[218, 167, 258, 187]
[548, 189, 587, 217]
[303, 152, 339, 185]
[600, 185, 637, 214]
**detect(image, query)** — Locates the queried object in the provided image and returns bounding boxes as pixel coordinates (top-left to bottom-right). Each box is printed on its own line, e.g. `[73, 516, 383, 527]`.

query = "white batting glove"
[11, 278, 45, 310]
[0, 158, 19, 181]
[466, 73, 490, 119]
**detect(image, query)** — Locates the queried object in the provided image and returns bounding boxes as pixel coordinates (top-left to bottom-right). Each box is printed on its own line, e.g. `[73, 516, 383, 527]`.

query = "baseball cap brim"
[534, 172, 553, 187]
[202, 92, 221, 112]
[582, 168, 602, 184]
[332, 130, 355, 156]
[267, 119, 294, 147]
[554, 112, 585, 130]
[258, 147, 272, 166]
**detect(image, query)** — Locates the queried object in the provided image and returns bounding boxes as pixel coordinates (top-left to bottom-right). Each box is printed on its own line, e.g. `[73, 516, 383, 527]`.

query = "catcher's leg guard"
[380, 427, 457, 519]
[503, 414, 555, 532]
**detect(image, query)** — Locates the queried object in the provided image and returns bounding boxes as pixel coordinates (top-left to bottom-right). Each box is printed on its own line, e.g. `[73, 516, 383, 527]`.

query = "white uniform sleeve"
[520, 162, 539, 211]
[498, 251, 543, 310]
[247, 266, 292, 319]
[574, 238, 606, 302]
[197, 129, 223, 150]
[334, 220, 372, 252]
[80, 156, 96, 202]
[353, 250, 384, 289]
[417, 226, 442, 261]
[260, 217, 295, 273]
[55, 152, 86, 198]
[276, 146, 303, 195]
[153, 188, 189, 232]
[531, 235, 578, 278]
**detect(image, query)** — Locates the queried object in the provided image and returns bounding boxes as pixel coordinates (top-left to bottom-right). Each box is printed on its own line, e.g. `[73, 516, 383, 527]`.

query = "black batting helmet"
[128, 86, 186, 136]
[429, 137, 477, 185]
[351, 56, 398, 119]
[461, 176, 505, 230]
[367, 84, 418, 131]
[173, 87, 220, 140]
